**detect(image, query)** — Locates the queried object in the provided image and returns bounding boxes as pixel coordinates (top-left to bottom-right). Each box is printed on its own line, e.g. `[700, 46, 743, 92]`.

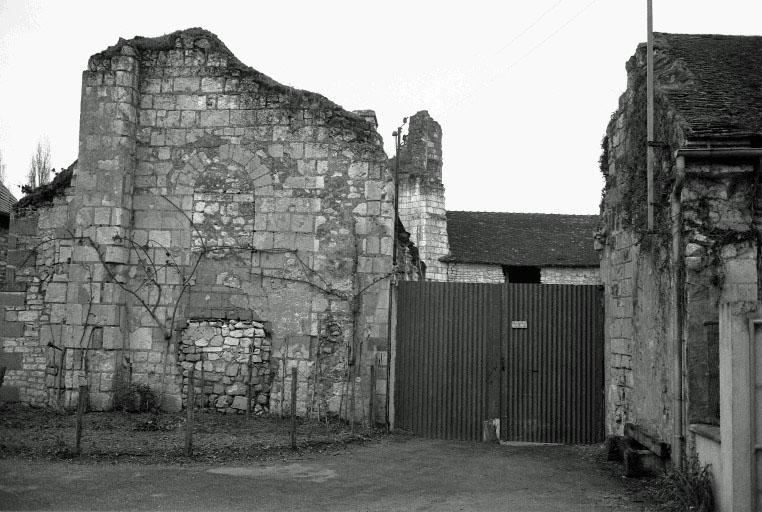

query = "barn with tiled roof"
[440, 211, 601, 284]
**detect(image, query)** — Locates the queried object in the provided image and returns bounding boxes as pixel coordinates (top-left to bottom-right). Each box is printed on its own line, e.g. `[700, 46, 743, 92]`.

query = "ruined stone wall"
[446, 262, 504, 283]
[540, 267, 601, 285]
[599, 41, 762, 441]
[5, 29, 393, 422]
[0, 195, 77, 406]
[396, 111, 449, 281]
[112, 29, 391, 418]
[599, 45, 684, 440]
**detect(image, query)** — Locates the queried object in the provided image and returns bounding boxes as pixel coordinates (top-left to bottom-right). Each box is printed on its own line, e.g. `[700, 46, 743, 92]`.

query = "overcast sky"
[1, 0, 761, 213]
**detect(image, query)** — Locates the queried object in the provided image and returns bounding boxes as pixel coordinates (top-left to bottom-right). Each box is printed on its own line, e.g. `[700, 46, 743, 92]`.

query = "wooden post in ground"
[290, 366, 297, 450]
[185, 367, 195, 457]
[74, 384, 88, 455]
[246, 346, 253, 418]
[199, 353, 206, 408]
[368, 365, 376, 429]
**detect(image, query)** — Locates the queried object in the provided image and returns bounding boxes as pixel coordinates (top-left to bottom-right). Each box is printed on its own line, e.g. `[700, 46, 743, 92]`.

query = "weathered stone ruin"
[599, 33, 762, 456]
[0, 28, 395, 420]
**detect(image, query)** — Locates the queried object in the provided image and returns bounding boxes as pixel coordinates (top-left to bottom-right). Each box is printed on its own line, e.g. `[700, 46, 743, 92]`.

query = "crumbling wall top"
[87, 27, 381, 147]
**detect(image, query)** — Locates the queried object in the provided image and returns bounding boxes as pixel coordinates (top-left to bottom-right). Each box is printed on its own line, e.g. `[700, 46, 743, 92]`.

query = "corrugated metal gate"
[394, 281, 604, 444]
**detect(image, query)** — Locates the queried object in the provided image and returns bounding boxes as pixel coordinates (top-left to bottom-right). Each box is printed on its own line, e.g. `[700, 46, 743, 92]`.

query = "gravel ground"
[0, 437, 659, 511]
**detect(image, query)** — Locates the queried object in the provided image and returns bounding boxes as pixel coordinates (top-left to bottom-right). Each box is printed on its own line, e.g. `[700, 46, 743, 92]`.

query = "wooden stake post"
[290, 366, 297, 450]
[246, 347, 253, 418]
[369, 365, 376, 428]
[74, 384, 87, 455]
[185, 367, 195, 457]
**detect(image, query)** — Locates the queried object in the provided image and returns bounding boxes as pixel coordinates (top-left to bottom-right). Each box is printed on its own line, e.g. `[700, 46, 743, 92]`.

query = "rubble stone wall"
[1, 196, 78, 406]
[179, 318, 271, 412]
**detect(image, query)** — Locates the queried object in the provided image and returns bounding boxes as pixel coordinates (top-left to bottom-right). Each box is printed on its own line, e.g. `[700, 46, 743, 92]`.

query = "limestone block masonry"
[396, 111, 449, 281]
[446, 263, 504, 284]
[1, 28, 393, 421]
[540, 267, 601, 285]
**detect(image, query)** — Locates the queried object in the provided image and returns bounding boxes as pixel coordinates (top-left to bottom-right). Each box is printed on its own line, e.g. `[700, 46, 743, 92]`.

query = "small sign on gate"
[511, 320, 528, 329]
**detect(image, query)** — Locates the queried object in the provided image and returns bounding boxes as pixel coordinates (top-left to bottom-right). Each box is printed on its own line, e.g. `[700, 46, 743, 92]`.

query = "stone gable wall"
[2, 29, 393, 422]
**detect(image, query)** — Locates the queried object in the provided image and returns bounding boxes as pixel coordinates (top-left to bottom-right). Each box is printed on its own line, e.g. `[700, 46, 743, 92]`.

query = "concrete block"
[623, 439, 665, 477]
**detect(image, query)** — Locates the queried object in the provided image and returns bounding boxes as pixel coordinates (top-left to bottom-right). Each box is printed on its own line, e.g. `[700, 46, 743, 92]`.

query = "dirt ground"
[0, 438, 656, 511]
[0, 403, 378, 463]
[0, 405, 657, 511]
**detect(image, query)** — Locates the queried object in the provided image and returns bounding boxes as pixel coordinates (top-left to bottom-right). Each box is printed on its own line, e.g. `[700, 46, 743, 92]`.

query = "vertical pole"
[0, 366, 6, 390]
[185, 367, 195, 457]
[199, 353, 206, 408]
[74, 384, 87, 455]
[290, 366, 298, 450]
[646, 0, 655, 231]
[369, 364, 376, 428]
[246, 345, 253, 418]
[393, 130, 400, 267]
[57, 347, 67, 406]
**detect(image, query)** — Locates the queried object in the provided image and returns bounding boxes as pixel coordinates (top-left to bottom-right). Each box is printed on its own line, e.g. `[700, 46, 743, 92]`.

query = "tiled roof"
[443, 211, 600, 267]
[653, 32, 762, 140]
[0, 182, 17, 215]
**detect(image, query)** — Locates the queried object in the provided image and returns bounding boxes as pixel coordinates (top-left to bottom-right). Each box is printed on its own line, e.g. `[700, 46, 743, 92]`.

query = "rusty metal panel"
[394, 281, 501, 441]
[501, 284, 604, 444]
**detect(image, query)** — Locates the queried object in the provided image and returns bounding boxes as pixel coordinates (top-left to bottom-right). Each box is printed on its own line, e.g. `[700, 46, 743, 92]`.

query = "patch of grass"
[113, 381, 158, 413]
[647, 456, 715, 512]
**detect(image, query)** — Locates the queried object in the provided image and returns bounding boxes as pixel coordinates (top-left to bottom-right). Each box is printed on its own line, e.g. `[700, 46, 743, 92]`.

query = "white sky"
[1, 0, 761, 214]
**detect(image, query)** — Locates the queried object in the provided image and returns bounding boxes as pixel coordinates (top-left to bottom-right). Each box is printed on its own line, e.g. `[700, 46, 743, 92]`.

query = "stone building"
[0, 28, 395, 420]
[396, 111, 600, 285]
[599, 32, 762, 510]
[443, 211, 600, 284]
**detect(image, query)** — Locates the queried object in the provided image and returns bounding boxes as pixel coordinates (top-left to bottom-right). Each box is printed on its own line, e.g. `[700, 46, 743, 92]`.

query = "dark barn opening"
[503, 265, 541, 283]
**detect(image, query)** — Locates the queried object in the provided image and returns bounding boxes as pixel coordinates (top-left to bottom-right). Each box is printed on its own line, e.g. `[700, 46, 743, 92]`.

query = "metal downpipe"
[671, 155, 685, 469]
